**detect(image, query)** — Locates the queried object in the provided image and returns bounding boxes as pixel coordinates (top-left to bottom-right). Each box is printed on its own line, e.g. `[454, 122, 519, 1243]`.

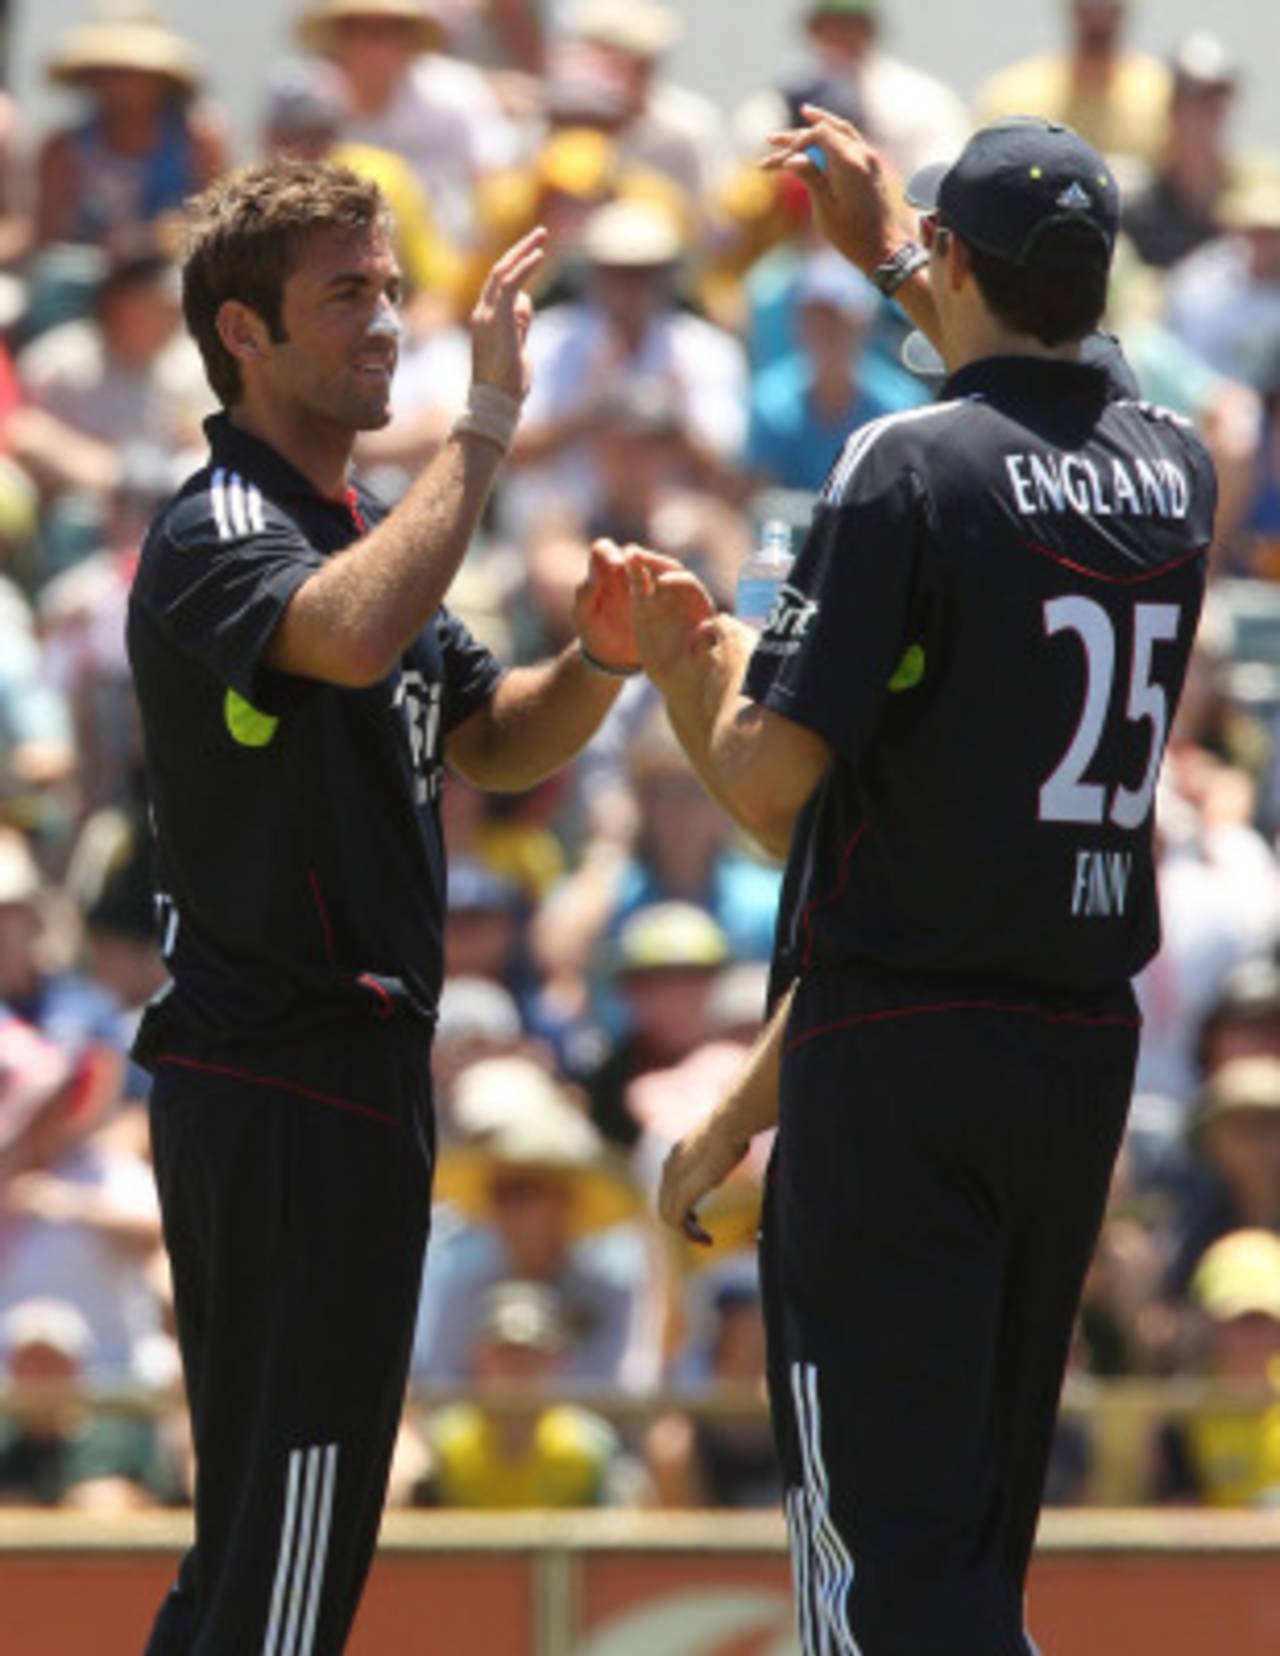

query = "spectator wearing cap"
[568, 0, 729, 211]
[297, 0, 522, 248]
[1162, 1058, 1280, 1307]
[747, 249, 925, 493]
[579, 902, 739, 1150]
[413, 1279, 646, 1508]
[1151, 1230, 1280, 1507]
[443, 852, 527, 995]
[0, 1296, 173, 1509]
[974, 1, 1172, 174]
[735, 0, 967, 186]
[507, 196, 748, 534]
[262, 56, 464, 321]
[1163, 163, 1280, 396]
[36, 1, 227, 253]
[1123, 34, 1243, 271]
[532, 712, 780, 1063]
[414, 1059, 664, 1389]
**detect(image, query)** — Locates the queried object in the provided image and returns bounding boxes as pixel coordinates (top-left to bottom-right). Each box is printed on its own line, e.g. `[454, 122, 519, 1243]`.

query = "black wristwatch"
[870, 241, 929, 297]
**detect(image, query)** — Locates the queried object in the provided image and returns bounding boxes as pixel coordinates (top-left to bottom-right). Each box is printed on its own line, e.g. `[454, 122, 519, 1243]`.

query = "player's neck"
[940, 313, 1082, 378]
[227, 398, 355, 501]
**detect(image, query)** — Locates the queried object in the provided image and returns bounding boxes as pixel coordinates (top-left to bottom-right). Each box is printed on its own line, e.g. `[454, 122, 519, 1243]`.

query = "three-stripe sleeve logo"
[211, 467, 267, 540]
[263, 1443, 339, 1656]
[788, 1363, 862, 1655]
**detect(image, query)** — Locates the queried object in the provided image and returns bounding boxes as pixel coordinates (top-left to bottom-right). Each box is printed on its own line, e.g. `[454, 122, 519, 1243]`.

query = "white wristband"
[450, 383, 522, 453]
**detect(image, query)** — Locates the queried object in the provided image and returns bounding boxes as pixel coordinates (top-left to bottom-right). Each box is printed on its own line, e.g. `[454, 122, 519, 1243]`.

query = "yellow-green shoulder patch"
[224, 688, 279, 748]
[888, 644, 925, 692]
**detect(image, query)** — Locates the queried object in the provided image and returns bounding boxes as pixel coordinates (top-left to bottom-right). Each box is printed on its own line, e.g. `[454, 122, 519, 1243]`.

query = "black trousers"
[144, 1029, 434, 1656]
[762, 972, 1137, 1656]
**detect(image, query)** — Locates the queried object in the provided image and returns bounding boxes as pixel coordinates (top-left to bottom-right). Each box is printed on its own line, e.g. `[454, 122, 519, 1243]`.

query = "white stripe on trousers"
[262, 1444, 340, 1656]
[790, 1363, 861, 1655]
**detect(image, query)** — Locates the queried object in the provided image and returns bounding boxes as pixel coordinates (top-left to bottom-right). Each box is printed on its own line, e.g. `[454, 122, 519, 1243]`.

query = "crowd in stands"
[2, 0, 1280, 1517]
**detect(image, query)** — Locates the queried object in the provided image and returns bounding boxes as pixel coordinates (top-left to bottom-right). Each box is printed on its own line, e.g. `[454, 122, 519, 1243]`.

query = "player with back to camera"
[128, 158, 653, 1654]
[627, 110, 1217, 1654]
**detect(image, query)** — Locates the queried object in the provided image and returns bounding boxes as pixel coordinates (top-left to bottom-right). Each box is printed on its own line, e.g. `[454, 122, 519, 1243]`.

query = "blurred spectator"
[415, 1060, 664, 1388]
[1197, 957, 1280, 1080]
[0, 1096, 163, 1383]
[568, 0, 728, 208]
[0, 1297, 171, 1510]
[1122, 33, 1242, 271]
[746, 250, 925, 492]
[36, 2, 226, 253]
[261, 55, 464, 320]
[1163, 1058, 1280, 1306]
[298, 0, 522, 248]
[736, 0, 967, 182]
[0, 508, 77, 811]
[508, 197, 748, 532]
[1163, 166, 1280, 395]
[1226, 378, 1280, 581]
[414, 1279, 645, 1507]
[0, 91, 34, 270]
[645, 1255, 781, 1508]
[1151, 1230, 1280, 1506]
[14, 242, 210, 530]
[0, 1013, 74, 1186]
[580, 903, 735, 1149]
[974, 0, 1172, 174]
[443, 854, 527, 999]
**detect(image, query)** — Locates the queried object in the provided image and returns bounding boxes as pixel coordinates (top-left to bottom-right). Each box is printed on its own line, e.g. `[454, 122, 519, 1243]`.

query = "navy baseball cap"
[905, 117, 1119, 267]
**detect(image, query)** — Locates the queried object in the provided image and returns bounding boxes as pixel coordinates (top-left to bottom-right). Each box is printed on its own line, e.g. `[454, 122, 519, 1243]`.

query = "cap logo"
[1056, 182, 1093, 211]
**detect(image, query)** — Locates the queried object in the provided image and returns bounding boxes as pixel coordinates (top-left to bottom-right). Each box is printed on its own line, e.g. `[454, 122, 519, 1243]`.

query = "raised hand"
[761, 104, 913, 275]
[469, 226, 549, 400]
[626, 549, 718, 694]
[573, 538, 643, 672]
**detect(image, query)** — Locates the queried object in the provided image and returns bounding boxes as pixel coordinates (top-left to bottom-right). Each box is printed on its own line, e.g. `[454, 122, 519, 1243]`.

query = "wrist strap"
[871, 241, 929, 297]
[579, 641, 641, 679]
[450, 383, 522, 452]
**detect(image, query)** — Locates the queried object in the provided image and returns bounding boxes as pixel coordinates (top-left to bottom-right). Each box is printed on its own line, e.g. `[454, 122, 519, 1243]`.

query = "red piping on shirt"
[155, 1054, 399, 1128]
[346, 488, 367, 534]
[800, 820, 869, 970]
[358, 974, 396, 1020]
[307, 869, 337, 966]
[783, 998, 1140, 1056]
[1020, 540, 1205, 586]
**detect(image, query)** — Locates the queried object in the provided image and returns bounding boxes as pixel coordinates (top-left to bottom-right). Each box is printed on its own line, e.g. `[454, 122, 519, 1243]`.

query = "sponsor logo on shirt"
[756, 584, 820, 656]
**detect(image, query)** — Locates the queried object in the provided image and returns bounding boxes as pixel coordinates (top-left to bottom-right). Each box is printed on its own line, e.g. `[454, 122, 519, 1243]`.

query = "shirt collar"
[941, 354, 1112, 404]
[203, 412, 355, 516]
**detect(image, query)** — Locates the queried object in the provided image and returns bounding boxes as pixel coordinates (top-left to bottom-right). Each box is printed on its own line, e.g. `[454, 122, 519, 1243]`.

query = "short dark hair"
[963, 222, 1109, 348]
[182, 158, 392, 406]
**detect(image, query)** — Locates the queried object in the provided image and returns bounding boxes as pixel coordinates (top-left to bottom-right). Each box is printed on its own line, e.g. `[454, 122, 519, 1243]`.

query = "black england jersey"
[746, 356, 1215, 996]
[127, 415, 504, 1059]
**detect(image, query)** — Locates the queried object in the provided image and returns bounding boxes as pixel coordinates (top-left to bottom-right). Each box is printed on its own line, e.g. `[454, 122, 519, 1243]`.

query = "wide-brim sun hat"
[295, 0, 447, 57]
[47, 3, 203, 94]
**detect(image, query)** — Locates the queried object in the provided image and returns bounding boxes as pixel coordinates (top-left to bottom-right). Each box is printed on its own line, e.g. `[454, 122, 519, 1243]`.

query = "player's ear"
[215, 299, 271, 367]
[945, 231, 971, 294]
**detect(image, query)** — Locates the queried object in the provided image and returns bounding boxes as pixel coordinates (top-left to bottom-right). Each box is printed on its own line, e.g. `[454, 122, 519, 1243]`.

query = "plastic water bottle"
[736, 519, 794, 631]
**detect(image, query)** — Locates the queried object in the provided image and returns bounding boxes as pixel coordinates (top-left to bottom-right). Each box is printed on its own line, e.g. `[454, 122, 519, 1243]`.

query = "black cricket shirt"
[746, 355, 1216, 999]
[127, 414, 504, 1065]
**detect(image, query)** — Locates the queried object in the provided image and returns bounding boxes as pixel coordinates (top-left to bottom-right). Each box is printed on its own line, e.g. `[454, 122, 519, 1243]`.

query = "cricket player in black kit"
[632, 117, 1216, 1655]
[128, 162, 647, 1654]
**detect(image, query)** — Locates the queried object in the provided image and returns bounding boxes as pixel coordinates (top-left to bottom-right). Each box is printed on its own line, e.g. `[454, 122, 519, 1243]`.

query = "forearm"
[714, 981, 792, 1143]
[660, 616, 791, 857]
[269, 425, 507, 686]
[451, 642, 623, 791]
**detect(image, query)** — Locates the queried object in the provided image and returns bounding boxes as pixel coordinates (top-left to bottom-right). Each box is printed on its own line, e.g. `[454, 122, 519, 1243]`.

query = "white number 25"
[1039, 596, 1181, 829]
